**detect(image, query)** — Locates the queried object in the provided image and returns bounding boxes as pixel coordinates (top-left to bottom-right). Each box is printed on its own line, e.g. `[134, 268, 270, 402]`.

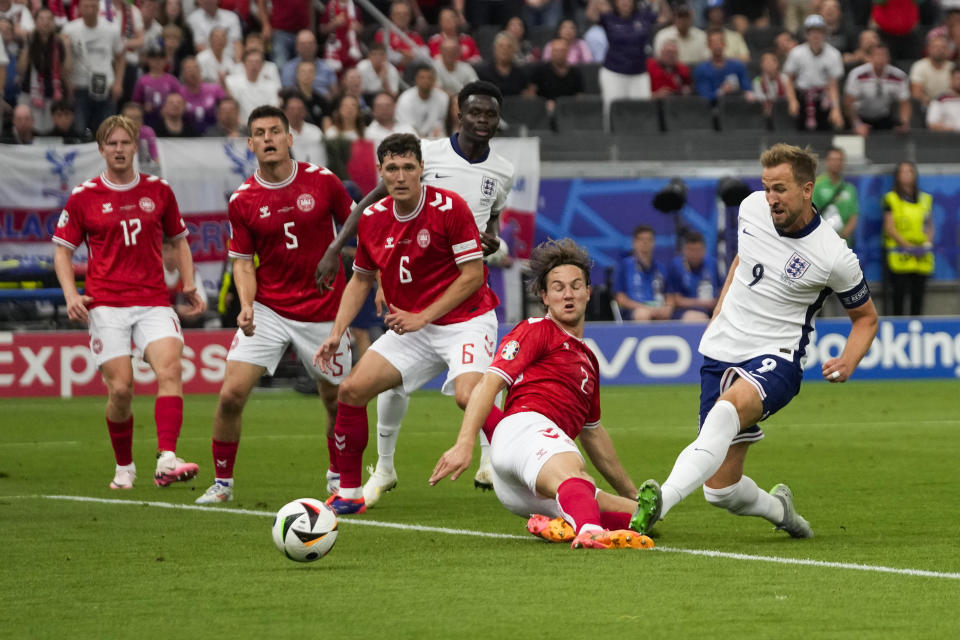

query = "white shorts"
[88, 305, 183, 367]
[489, 411, 583, 518]
[226, 301, 351, 385]
[368, 310, 497, 395]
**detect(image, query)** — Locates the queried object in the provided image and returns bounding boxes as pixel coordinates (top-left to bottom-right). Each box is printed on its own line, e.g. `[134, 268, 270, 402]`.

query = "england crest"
[481, 176, 496, 198]
[784, 252, 811, 279]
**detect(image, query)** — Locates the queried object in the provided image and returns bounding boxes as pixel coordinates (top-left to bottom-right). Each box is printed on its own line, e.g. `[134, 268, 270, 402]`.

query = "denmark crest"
[297, 193, 315, 212]
[500, 340, 520, 360]
[480, 176, 496, 198]
[91, 338, 103, 354]
[138, 197, 155, 213]
[784, 252, 811, 279]
[417, 229, 430, 248]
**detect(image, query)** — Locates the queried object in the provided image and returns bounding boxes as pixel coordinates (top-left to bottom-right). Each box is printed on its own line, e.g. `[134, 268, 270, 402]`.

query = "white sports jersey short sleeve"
[700, 191, 868, 364]
[419, 136, 515, 231]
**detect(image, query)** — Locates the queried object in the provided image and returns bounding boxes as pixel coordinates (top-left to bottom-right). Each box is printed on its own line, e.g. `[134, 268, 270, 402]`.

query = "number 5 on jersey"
[284, 221, 298, 249]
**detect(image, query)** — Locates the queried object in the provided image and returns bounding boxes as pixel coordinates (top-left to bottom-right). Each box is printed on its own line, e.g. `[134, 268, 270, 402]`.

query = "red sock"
[481, 405, 504, 442]
[555, 477, 602, 534]
[600, 511, 633, 531]
[155, 396, 183, 452]
[333, 402, 368, 489]
[326, 434, 339, 474]
[107, 416, 133, 466]
[212, 439, 239, 479]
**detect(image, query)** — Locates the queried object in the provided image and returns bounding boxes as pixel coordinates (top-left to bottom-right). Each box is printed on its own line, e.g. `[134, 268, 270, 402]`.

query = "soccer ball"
[271, 498, 338, 562]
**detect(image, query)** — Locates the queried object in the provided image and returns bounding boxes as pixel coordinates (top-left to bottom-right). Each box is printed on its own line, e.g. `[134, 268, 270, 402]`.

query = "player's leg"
[100, 356, 137, 489]
[364, 387, 408, 503]
[316, 378, 342, 495]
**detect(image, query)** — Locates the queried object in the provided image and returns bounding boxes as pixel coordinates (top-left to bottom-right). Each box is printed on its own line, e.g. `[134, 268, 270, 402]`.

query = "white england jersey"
[420, 135, 515, 231]
[700, 191, 870, 364]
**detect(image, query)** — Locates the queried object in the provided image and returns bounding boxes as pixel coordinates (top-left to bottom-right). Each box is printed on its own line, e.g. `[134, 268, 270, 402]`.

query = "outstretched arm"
[578, 424, 637, 499]
[316, 182, 388, 290]
[822, 298, 878, 383]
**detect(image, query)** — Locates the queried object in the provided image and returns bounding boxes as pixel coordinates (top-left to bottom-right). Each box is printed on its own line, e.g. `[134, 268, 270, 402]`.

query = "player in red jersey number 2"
[430, 239, 653, 550]
[53, 115, 206, 490]
[315, 133, 501, 515]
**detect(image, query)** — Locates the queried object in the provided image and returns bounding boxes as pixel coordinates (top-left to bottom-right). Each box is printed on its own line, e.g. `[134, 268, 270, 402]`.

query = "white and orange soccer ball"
[271, 498, 339, 562]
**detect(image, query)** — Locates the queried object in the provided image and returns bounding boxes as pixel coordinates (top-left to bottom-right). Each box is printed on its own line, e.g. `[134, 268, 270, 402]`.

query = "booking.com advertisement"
[2, 317, 959, 398]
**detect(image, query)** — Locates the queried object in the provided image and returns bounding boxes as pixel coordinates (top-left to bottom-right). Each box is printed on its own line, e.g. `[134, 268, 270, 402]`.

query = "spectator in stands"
[781, 0, 813, 35]
[396, 62, 449, 137]
[319, 0, 363, 73]
[324, 94, 366, 140]
[0, 0, 34, 39]
[154, 91, 197, 137]
[101, 0, 146, 105]
[339, 67, 371, 113]
[665, 231, 719, 322]
[225, 48, 280, 122]
[813, 146, 859, 247]
[132, 46, 182, 128]
[16, 8, 68, 135]
[0, 15, 14, 107]
[158, 0, 195, 59]
[583, 14, 609, 63]
[161, 23, 186, 77]
[463, 0, 524, 29]
[541, 19, 593, 65]
[694, 27, 751, 103]
[204, 95, 247, 137]
[188, 0, 242, 62]
[239, 32, 281, 86]
[870, 0, 923, 62]
[925, 3, 960, 61]
[725, 0, 781, 27]
[196, 26, 234, 86]
[365, 91, 417, 153]
[476, 31, 534, 97]
[62, 0, 126, 137]
[703, 0, 749, 63]
[504, 16, 538, 64]
[820, 0, 857, 60]
[280, 29, 338, 101]
[773, 29, 797, 64]
[783, 14, 844, 131]
[0, 30, 7, 135]
[615, 225, 672, 322]
[751, 51, 787, 117]
[375, 1, 427, 72]
[179, 56, 224, 135]
[532, 37, 584, 114]
[1, 103, 35, 143]
[255, 0, 312, 71]
[523, 0, 563, 29]
[648, 39, 693, 97]
[428, 7, 481, 63]
[140, 0, 163, 53]
[844, 42, 911, 136]
[927, 67, 960, 131]
[282, 91, 327, 166]
[433, 36, 479, 95]
[910, 34, 954, 110]
[293, 61, 331, 125]
[50, 99, 90, 143]
[883, 161, 933, 316]
[844, 28, 879, 67]
[357, 42, 401, 97]
[121, 101, 158, 163]
[653, 3, 707, 67]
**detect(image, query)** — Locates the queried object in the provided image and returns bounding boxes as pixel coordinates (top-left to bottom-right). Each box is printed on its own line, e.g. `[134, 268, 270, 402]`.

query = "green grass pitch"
[2, 380, 958, 638]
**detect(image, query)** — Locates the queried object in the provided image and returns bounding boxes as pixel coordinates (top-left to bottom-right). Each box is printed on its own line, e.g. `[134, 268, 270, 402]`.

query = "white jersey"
[420, 135, 515, 232]
[700, 191, 870, 364]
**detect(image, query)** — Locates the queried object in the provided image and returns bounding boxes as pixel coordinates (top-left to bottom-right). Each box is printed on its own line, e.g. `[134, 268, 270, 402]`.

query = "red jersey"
[646, 58, 692, 95]
[53, 173, 187, 309]
[321, 0, 363, 69]
[227, 162, 353, 322]
[353, 185, 498, 325]
[427, 33, 481, 62]
[266, 0, 309, 32]
[489, 316, 601, 440]
[374, 28, 426, 69]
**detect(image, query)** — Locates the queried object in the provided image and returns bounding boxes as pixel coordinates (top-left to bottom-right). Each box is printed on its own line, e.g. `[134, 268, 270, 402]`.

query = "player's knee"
[107, 383, 134, 409]
[453, 387, 472, 410]
[703, 484, 739, 511]
[336, 376, 368, 406]
[217, 385, 249, 416]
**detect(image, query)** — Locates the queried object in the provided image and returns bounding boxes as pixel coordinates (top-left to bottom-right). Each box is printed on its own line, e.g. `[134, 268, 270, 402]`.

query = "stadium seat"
[864, 133, 911, 164]
[554, 95, 605, 132]
[534, 130, 613, 161]
[912, 130, 960, 163]
[609, 99, 662, 134]
[717, 95, 767, 131]
[500, 95, 550, 133]
[661, 95, 715, 131]
[910, 97, 926, 130]
[578, 63, 601, 94]
[744, 25, 778, 60]
[770, 132, 834, 158]
[770, 98, 796, 131]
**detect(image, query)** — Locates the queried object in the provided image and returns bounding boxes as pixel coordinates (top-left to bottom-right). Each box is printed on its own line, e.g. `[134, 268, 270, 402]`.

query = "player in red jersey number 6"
[430, 239, 652, 550]
[315, 133, 501, 515]
[53, 115, 206, 490]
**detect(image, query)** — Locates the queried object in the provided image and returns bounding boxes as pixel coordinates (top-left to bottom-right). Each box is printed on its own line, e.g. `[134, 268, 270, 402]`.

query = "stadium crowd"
[3, 0, 960, 148]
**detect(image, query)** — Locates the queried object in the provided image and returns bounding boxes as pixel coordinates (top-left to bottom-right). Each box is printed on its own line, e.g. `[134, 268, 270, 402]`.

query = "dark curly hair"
[527, 238, 592, 299]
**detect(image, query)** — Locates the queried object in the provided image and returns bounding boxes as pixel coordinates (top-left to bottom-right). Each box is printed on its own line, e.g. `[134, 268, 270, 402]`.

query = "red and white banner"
[0, 329, 234, 398]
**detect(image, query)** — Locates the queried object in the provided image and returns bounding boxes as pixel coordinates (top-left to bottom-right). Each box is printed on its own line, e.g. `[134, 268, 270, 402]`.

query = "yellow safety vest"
[883, 191, 934, 275]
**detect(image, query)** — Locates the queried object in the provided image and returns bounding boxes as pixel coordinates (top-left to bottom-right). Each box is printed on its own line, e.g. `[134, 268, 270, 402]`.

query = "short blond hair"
[760, 143, 818, 186]
[96, 115, 140, 147]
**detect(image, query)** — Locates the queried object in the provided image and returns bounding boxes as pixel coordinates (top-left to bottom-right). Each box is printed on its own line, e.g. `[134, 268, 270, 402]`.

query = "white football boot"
[109, 463, 136, 490]
[362, 464, 398, 508]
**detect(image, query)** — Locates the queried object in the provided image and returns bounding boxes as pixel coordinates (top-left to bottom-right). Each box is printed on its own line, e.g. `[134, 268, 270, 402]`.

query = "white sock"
[478, 430, 490, 461]
[116, 462, 135, 472]
[703, 475, 784, 524]
[375, 389, 409, 474]
[661, 400, 740, 518]
[339, 487, 362, 499]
